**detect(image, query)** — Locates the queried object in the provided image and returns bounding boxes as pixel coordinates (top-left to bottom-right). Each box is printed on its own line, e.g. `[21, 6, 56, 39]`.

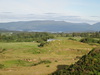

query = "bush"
[68, 38, 77, 41]
[38, 41, 47, 47]
[46, 65, 50, 67]
[0, 48, 7, 53]
[80, 38, 98, 43]
[51, 48, 100, 75]
[0, 64, 4, 69]
[55, 60, 58, 62]
[97, 40, 100, 44]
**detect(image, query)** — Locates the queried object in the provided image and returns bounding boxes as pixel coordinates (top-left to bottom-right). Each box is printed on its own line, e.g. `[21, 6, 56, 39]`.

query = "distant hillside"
[0, 28, 10, 32]
[91, 22, 100, 31]
[52, 47, 100, 75]
[0, 20, 100, 32]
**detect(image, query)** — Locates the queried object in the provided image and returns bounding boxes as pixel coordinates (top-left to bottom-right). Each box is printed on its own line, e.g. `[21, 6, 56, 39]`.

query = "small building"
[47, 39, 56, 42]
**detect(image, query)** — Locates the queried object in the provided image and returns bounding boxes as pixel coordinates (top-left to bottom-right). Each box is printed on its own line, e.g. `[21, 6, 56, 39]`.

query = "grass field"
[0, 39, 98, 75]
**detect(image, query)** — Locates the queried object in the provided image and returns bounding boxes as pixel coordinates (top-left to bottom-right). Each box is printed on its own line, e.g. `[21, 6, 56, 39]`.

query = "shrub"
[68, 38, 77, 41]
[55, 60, 58, 62]
[0, 48, 7, 53]
[97, 40, 100, 44]
[51, 47, 100, 75]
[0, 64, 4, 69]
[38, 41, 47, 47]
[80, 38, 98, 43]
[46, 65, 50, 67]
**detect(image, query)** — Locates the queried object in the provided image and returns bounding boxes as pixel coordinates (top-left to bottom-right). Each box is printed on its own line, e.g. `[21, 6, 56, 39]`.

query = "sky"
[0, 0, 100, 24]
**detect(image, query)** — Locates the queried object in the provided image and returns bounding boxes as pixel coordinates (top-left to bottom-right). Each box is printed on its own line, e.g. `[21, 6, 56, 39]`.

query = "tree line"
[0, 31, 100, 43]
[54, 31, 100, 38]
[0, 32, 54, 42]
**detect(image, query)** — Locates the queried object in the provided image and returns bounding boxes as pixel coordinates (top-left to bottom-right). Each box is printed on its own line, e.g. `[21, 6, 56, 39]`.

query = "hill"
[0, 40, 94, 75]
[91, 22, 100, 31]
[0, 20, 100, 32]
[52, 47, 100, 75]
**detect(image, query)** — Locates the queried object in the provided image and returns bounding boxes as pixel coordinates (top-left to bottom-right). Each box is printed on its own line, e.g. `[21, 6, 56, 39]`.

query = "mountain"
[0, 28, 10, 32]
[91, 22, 100, 31]
[0, 20, 100, 32]
[52, 47, 100, 75]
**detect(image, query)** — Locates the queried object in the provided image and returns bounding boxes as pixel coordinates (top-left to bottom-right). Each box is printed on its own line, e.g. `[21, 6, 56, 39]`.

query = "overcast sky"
[0, 0, 100, 24]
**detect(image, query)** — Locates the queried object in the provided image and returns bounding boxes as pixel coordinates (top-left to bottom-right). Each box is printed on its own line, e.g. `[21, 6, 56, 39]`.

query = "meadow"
[0, 39, 97, 75]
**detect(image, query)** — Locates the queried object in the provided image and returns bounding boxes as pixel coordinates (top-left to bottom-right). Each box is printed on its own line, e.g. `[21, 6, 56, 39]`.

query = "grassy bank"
[0, 39, 98, 75]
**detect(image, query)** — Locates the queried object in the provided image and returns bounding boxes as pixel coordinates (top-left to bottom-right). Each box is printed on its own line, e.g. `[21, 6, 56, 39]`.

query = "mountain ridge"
[0, 20, 100, 32]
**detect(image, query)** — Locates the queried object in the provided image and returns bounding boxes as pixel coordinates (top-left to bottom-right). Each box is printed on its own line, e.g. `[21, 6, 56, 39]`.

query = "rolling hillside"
[0, 40, 94, 75]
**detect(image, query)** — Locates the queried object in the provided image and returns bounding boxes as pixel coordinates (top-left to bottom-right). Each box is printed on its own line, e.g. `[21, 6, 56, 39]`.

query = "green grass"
[3, 60, 32, 68]
[55, 37, 82, 41]
[0, 39, 98, 75]
[0, 42, 47, 55]
[42, 40, 93, 55]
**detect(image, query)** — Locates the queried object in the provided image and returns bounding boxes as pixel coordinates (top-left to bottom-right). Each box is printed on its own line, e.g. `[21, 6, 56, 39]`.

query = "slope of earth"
[0, 40, 95, 75]
[52, 47, 100, 75]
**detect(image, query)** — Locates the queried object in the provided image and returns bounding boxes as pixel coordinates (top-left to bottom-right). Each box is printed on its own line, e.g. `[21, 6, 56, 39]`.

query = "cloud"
[0, 12, 13, 14]
[90, 16, 100, 18]
[0, 12, 99, 24]
[44, 13, 59, 15]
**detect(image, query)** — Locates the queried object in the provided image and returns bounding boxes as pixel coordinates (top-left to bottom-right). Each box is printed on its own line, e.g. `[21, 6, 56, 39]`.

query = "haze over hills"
[0, 20, 100, 32]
